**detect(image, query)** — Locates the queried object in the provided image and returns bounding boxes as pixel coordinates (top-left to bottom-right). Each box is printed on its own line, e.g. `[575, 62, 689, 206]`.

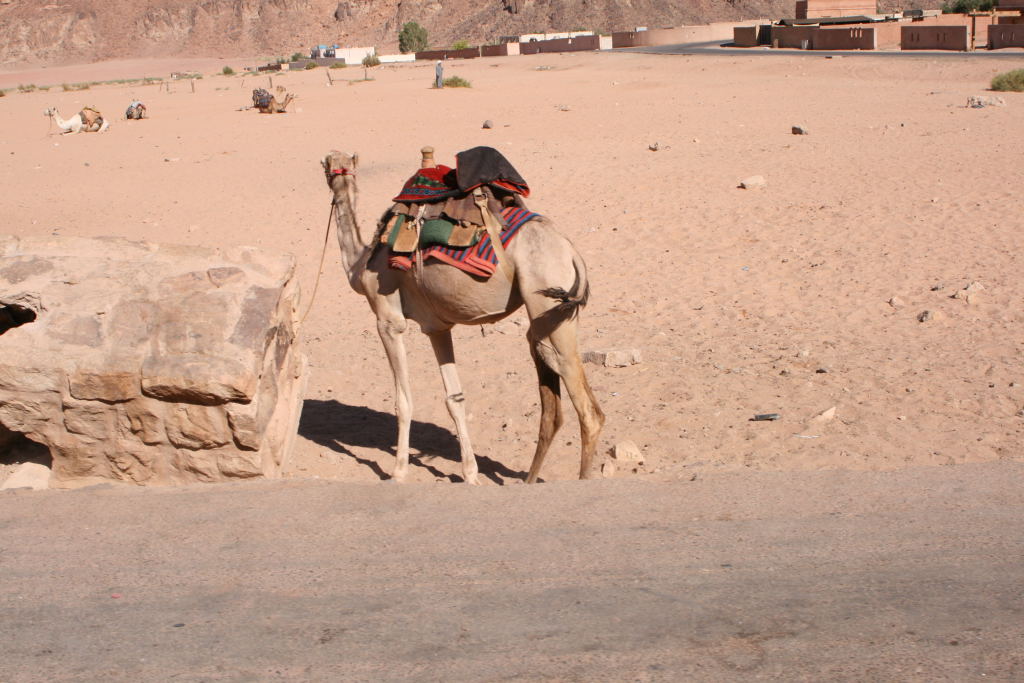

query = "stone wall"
[0, 236, 307, 488]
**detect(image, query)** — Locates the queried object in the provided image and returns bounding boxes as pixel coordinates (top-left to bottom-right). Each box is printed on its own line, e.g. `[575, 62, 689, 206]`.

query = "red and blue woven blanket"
[389, 206, 540, 278]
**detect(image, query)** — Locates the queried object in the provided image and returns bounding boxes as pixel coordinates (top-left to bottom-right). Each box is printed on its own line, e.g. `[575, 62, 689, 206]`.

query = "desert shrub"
[991, 68, 1024, 92]
[361, 54, 381, 67]
[304, 61, 318, 69]
[222, 66, 235, 76]
[399, 21, 429, 53]
[941, 0, 994, 11]
[330, 62, 346, 69]
[18, 84, 36, 93]
[443, 75, 471, 88]
[290, 52, 303, 62]
[452, 40, 471, 50]
[0, 89, 5, 97]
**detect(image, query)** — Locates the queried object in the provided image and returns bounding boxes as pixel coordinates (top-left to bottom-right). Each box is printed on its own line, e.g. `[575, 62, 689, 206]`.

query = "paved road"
[1, 462, 1023, 681]
[624, 39, 1024, 60]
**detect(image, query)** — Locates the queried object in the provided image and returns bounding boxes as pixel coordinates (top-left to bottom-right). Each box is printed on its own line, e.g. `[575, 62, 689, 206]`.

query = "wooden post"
[326, 70, 333, 86]
[190, 78, 195, 94]
[420, 146, 436, 169]
[268, 76, 273, 89]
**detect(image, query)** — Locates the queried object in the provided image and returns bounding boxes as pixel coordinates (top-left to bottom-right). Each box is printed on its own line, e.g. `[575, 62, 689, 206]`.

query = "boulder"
[0, 235, 307, 487]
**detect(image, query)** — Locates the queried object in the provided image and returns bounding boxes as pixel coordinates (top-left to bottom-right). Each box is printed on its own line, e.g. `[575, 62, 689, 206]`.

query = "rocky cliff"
[0, 0, 937, 68]
[0, 0, 942, 68]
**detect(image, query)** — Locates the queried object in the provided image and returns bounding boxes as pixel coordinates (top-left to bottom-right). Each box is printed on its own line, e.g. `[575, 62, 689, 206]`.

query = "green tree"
[451, 40, 470, 50]
[399, 22, 429, 53]
[941, 0, 994, 12]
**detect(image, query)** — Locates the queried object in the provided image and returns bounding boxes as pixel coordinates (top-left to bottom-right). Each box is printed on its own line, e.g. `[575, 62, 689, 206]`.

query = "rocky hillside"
[0, 0, 940, 68]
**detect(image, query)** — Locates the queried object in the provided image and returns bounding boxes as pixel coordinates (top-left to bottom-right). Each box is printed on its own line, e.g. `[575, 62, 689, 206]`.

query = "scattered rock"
[609, 440, 643, 465]
[967, 95, 1005, 109]
[930, 282, 945, 291]
[482, 119, 493, 129]
[918, 309, 946, 323]
[582, 349, 642, 368]
[809, 406, 836, 423]
[739, 175, 766, 190]
[1, 462, 50, 490]
[601, 461, 616, 478]
[952, 281, 984, 304]
[648, 142, 660, 151]
[815, 368, 829, 374]
[888, 296, 905, 309]
[791, 125, 809, 135]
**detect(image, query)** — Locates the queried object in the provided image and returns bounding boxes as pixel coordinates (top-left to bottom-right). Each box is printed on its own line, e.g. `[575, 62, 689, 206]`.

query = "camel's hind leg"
[525, 317, 605, 481]
[427, 330, 480, 485]
[525, 332, 564, 483]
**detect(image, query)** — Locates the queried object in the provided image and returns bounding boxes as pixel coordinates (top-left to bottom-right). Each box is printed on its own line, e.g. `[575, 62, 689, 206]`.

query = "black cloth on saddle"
[454, 146, 530, 197]
[252, 88, 272, 108]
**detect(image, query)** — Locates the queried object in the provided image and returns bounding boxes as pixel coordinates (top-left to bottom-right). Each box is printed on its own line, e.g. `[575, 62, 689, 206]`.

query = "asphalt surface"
[1, 462, 1023, 681]
[624, 39, 1024, 60]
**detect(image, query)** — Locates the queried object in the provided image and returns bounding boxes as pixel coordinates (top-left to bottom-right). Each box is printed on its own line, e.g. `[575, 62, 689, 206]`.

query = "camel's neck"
[331, 182, 369, 288]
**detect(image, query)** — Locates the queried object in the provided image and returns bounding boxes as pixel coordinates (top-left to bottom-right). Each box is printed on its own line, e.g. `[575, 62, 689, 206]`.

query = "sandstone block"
[739, 175, 767, 189]
[0, 235, 305, 487]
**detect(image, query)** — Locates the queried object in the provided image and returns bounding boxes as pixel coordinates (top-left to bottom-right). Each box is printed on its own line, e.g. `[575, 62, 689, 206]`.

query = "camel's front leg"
[375, 314, 413, 482]
[427, 330, 480, 485]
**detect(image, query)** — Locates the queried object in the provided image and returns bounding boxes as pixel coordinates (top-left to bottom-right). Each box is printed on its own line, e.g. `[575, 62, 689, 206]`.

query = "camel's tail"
[536, 250, 590, 322]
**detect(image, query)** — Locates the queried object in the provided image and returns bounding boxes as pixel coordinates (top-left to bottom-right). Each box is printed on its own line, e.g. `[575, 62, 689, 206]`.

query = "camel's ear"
[351, 153, 358, 169]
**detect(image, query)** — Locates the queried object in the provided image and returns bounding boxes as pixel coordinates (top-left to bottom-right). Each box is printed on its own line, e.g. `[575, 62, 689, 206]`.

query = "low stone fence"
[902, 25, 969, 50]
[0, 236, 307, 488]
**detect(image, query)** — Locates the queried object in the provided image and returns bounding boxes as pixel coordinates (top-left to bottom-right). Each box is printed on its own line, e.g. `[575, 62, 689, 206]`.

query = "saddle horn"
[420, 146, 435, 169]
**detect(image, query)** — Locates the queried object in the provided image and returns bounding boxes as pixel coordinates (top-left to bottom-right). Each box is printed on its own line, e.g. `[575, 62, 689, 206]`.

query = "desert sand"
[1, 50, 1022, 486]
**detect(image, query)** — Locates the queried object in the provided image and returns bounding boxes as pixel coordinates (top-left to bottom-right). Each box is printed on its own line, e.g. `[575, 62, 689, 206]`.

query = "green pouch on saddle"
[386, 213, 483, 254]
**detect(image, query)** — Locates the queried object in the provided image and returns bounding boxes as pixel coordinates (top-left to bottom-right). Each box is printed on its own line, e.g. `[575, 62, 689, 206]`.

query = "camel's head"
[43, 107, 55, 117]
[322, 150, 358, 192]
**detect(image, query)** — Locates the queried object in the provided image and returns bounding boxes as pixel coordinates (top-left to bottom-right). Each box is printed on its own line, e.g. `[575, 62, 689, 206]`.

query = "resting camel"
[43, 107, 110, 133]
[257, 93, 294, 114]
[322, 148, 604, 484]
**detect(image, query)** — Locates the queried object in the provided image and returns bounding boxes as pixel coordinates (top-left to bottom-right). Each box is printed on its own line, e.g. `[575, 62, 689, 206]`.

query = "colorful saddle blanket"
[389, 207, 540, 278]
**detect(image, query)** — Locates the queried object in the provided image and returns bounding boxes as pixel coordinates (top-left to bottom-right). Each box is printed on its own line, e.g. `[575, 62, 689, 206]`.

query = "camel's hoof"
[464, 473, 481, 486]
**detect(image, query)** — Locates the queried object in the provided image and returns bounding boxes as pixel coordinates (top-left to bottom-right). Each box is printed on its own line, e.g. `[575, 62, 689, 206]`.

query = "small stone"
[739, 175, 766, 190]
[482, 119, 493, 129]
[930, 283, 945, 291]
[648, 142, 660, 151]
[0, 462, 51, 490]
[609, 440, 643, 464]
[888, 296, 905, 309]
[791, 125, 808, 135]
[967, 95, 1005, 109]
[601, 461, 616, 478]
[952, 281, 984, 303]
[918, 310, 945, 323]
[816, 368, 829, 374]
[582, 349, 642, 368]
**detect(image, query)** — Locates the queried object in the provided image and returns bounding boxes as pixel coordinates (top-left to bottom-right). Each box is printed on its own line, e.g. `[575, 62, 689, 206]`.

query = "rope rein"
[298, 168, 356, 327]
[298, 200, 336, 326]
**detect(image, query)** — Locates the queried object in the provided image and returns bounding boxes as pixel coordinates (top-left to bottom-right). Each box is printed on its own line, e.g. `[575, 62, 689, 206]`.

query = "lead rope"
[298, 200, 337, 327]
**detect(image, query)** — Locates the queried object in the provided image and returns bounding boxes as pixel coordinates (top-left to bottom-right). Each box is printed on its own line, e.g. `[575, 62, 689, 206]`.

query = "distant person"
[435, 60, 444, 89]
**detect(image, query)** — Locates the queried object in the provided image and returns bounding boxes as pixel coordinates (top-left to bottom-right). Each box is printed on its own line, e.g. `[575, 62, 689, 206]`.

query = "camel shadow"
[298, 399, 526, 484]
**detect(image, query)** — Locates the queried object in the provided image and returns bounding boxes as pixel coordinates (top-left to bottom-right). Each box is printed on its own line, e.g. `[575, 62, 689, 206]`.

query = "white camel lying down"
[44, 107, 110, 134]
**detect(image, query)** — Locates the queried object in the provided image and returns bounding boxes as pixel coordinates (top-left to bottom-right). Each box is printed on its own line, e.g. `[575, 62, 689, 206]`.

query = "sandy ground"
[1, 50, 1023, 486]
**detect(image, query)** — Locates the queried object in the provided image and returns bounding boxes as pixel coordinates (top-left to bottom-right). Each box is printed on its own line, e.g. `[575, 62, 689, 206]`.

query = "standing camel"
[321, 148, 604, 484]
[43, 107, 110, 133]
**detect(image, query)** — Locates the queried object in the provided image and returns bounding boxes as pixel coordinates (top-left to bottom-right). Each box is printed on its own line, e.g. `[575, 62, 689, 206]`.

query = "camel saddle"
[79, 107, 102, 127]
[383, 146, 530, 254]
